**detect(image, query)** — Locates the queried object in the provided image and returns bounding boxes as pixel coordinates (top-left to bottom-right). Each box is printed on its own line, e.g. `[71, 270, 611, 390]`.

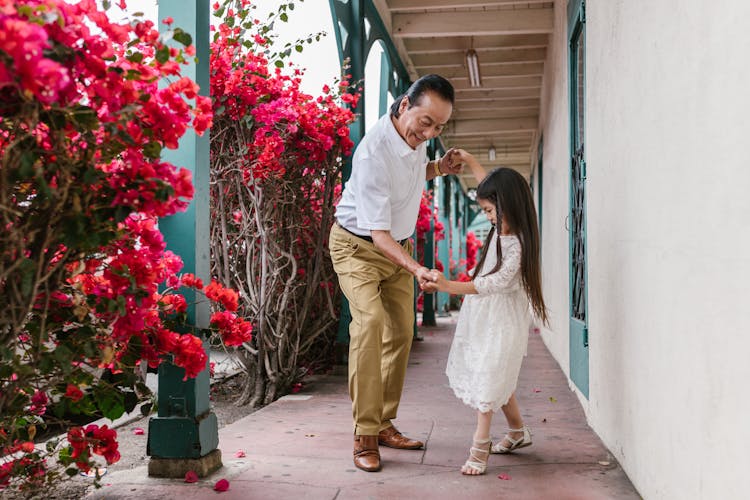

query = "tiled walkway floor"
[89, 316, 641, 499]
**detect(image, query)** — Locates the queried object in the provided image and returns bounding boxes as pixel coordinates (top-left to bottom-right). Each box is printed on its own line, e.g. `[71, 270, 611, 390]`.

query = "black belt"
[338, 224, 408, 245]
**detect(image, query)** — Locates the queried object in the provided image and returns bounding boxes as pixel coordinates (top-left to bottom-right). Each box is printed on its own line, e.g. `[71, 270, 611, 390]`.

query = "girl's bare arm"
[450, 149, 486, 184]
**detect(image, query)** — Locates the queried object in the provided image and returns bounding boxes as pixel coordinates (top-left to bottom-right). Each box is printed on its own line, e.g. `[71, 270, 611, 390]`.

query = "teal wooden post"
[329, 0, 365, 349]
[147, 0, 221, 478]
[421, 177, 437, 327]
[451, 188, 462, 279]
[436, 177, 450, 314]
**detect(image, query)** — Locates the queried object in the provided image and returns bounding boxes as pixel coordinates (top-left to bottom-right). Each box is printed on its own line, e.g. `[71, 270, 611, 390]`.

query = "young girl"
[423, 151, 548, 475]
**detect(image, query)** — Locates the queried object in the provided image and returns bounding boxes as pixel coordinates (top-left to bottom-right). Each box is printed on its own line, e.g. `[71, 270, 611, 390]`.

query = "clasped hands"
[416, 267, 445, 293]
[438, 148, 466, 176]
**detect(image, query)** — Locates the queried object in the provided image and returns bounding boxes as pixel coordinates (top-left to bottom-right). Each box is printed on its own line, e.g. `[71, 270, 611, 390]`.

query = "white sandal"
[491, 426, 532, 454]
[461, 438, 491, 475]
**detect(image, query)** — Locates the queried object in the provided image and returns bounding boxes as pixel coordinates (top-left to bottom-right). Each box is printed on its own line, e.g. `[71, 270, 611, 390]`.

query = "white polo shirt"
[335, 113, 428, 242]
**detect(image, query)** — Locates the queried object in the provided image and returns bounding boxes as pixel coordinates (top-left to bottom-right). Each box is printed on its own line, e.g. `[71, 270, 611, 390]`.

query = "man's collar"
[385, 114, 419, 157]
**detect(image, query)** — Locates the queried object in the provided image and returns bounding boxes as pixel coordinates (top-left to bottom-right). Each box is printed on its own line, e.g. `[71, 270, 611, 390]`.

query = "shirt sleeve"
[355, 155, 392, 231]
[473, 236, 522, 295]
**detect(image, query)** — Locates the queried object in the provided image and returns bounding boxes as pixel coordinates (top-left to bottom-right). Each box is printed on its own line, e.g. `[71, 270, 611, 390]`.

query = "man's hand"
[415, 266, 438, 289]
[420, 269, 445, 293]
[439, 148, 464, 176]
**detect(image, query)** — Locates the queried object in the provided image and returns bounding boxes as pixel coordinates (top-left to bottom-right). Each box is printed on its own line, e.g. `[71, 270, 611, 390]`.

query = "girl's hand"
[450, 148, 486, 183]
[439, 148, 464, 176]
[421, 270, 446, 292]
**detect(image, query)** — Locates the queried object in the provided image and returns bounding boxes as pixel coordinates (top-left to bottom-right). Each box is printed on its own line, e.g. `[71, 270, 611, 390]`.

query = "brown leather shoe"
[378, 425, 424, 450]
[353, 435, 381, 472]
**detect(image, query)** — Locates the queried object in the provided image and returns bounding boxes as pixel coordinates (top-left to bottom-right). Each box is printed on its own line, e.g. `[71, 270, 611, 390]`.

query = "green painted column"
[421, 178, 437, 327]
[329, 0, 365, 347]
[147, 0, 221, 478]
[436, 177, 451, 314]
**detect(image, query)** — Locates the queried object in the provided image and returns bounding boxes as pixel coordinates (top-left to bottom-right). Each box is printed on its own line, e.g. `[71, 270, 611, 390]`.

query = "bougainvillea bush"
[0, 0, 249, 492]
[209, 0, 357, 406]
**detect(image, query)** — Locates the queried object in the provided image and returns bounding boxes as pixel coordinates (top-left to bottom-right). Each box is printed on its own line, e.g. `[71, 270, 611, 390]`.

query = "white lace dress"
[446, 233, 532, 413]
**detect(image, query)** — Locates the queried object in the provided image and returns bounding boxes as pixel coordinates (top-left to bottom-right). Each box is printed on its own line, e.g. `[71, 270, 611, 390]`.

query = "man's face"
[394, 91, 453, 149]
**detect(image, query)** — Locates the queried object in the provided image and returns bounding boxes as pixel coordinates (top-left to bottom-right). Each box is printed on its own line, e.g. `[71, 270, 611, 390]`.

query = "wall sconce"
[466, 49, 482, 88]
[488, 146, 496, 162]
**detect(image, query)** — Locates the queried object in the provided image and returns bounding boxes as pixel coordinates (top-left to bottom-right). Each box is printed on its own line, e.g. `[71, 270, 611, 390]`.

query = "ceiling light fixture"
[466, 49, 482, 88]
[488, 146, 496, 162]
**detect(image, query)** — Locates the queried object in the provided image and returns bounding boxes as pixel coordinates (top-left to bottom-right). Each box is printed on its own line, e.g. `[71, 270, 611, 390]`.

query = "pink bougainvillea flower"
[498, 473, 512, 480]
[184, 470, 199, 483]
[214, 478, 230, 491]
[533, 387, 542, 393]
[132, 428, 145, 435]
[233, 450, 246, 458]
[30, 390, 48, 415]
[64, 384, 85, 402]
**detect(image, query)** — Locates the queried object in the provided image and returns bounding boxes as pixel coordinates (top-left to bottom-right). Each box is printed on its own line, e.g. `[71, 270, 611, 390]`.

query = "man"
[329, 74, 460, 472]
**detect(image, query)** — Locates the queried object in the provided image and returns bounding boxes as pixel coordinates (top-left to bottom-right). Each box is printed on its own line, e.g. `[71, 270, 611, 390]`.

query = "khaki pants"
[329, 223, 415, 436]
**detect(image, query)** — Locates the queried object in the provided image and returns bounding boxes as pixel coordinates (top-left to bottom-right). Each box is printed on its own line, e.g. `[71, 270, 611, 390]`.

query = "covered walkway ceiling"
[372, 0, 554, 188]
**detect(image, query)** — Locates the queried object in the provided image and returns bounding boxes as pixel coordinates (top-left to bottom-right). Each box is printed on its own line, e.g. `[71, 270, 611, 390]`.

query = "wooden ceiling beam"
[454, 97, 539, 110]
[422, 62, 545, 80]
[411, 48, 546, 68]
[451, 75, 542, 91]
[452, 107, 540, 120]
[404, 34, 548, 54]
[393, 8, 554, 38]
[449, 117, 538, 135]
[390, 0, 552, 12]
[455, 88, 541, 102]
[443, 139, 533, 149]
[443, 135, 534, 146]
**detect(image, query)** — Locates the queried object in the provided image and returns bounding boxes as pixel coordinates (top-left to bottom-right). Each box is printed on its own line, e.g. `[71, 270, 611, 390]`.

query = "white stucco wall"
[539, 1, 750, 498]
[536, 0, 573, 382]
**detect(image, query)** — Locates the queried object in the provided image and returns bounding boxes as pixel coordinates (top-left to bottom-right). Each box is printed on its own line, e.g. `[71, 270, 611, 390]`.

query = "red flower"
[205, 281, 239, 312]
[30, 390, 48, 415]
[210, 311, 252, 346]
[85, 424, 121, 464]
[214, 478, 230, 491]
[64, 384, 84, 402]
[181, 273, 204, 290]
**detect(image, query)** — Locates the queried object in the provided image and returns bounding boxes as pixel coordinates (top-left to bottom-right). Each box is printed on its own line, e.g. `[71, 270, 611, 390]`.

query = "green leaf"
[53, 344, 74, 370]
[280, 12, 288, 22]
[128, 52, 144, 64]
[275, 60, 285, 68]
[95, 387, 125, 421]
[172, 28, 193, 47]
[124, 390, 138, 413]
[295, 44, 303, 53]
[71, 105, 99, 130]
[18, 151, 36, 179]
[214, 5, 225, 17]
[143, 141, 163, 159]
[155, 45, 170, 64]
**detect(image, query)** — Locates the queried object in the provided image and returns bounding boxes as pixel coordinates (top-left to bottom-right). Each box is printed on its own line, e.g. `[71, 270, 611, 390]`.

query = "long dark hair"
[471, 168, 548, 324]
[390, 74, 455, 118]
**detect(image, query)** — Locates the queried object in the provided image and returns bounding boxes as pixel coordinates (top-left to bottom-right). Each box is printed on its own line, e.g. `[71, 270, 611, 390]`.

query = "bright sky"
[110, 0, 341, 96]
